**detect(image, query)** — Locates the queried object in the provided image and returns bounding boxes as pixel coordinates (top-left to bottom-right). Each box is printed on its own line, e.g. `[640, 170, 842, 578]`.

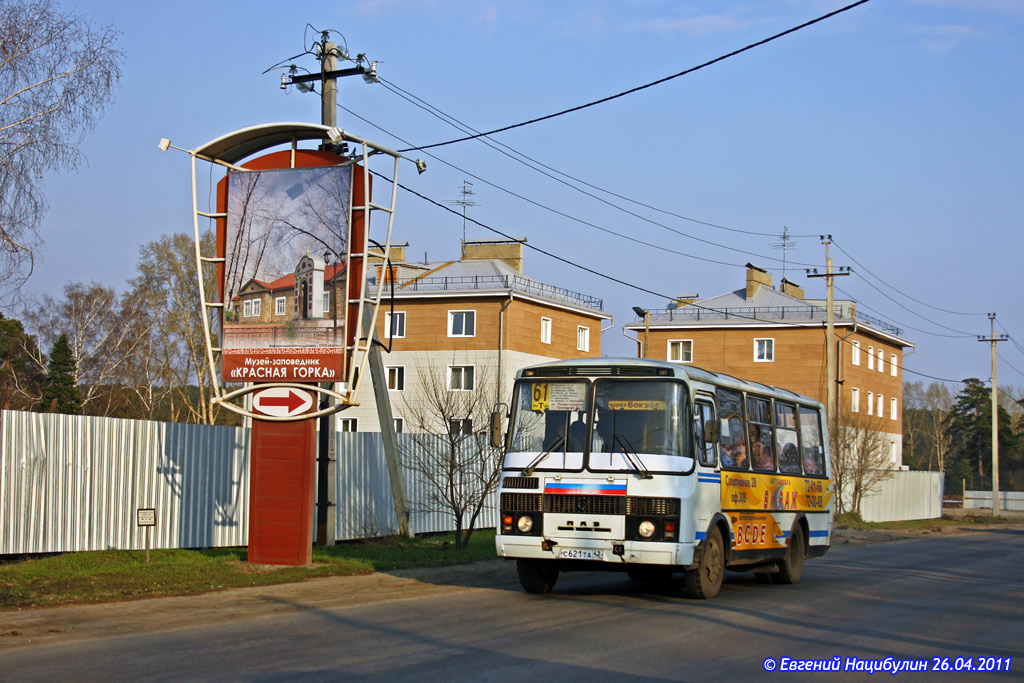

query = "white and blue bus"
[495, 358, 834, 598]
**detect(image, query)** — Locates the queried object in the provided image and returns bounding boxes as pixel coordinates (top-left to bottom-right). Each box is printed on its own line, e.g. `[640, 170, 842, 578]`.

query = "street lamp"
[632, 306, 650, 359]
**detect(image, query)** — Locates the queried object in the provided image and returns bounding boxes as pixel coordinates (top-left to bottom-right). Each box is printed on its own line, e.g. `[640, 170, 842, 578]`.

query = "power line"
[396, 0, 872, 153]
[379, 77, 808, 240]
[378, 170, 963, 384]
[831, 238, 985, 318]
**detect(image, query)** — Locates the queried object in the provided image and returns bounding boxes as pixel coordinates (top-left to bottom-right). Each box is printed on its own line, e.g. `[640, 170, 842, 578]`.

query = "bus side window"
[696, 400, 717, 467]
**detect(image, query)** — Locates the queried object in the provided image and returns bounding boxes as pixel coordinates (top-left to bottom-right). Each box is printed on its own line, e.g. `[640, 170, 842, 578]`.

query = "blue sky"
[34, 0, 1024, 388]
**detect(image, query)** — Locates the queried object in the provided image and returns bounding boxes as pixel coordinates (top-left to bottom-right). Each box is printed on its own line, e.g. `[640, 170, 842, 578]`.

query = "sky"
[27, 0, 1024, 391]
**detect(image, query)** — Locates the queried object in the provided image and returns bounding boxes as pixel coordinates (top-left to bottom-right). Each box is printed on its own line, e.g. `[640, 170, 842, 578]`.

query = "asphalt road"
[2, 530, 1023, 682]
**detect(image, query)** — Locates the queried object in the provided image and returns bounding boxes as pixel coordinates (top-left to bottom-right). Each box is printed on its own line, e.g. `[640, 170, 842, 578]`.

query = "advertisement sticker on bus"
[729, 511, 787, 550]
[721, 473, 833, 512]
[531, 382, 587, 412]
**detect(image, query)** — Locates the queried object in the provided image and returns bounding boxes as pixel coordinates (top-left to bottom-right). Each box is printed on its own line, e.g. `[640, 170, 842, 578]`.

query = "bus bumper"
[496, 534, 695, 567]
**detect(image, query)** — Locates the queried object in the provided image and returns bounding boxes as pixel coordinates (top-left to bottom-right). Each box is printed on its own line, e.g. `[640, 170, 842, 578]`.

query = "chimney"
[674, 293, 699, 307]
[780, 278, 804, 300]
[461, 237, 526, 272]
[368, 242, 408, 265]
[745, 263, 772, 300]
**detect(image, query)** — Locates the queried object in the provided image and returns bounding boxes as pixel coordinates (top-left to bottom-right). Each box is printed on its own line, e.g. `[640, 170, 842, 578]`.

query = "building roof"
[626, 283, 913, 348]
[236, 263, 344, 299]
[372, 258, 609, 317]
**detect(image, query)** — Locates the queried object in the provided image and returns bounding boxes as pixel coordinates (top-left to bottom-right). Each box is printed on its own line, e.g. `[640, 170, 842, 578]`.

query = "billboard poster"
[220, 164, 352, 382]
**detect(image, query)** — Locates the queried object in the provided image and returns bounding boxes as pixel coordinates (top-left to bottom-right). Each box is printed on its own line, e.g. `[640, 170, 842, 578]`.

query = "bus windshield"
[505, 380, 591, 472]
[588, 379, 693, 475]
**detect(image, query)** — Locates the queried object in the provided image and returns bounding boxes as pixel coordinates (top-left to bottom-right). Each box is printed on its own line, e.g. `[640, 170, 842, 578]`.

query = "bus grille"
[502, 476, 539, 489]
[501, 493, 542, 512]
[626, 497, 680, 516]
[545, 495, 626, 516]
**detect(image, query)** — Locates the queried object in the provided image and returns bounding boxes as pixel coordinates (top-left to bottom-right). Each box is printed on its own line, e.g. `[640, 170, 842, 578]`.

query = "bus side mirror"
[490, 410, 504, 448]
[704, 419, 719, 444]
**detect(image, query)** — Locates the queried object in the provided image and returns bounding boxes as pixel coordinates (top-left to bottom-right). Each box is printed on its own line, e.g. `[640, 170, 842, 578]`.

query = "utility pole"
[806, 235, 850, 428]
[304, 34, 411, 541]
[978, 313, 1008, 515]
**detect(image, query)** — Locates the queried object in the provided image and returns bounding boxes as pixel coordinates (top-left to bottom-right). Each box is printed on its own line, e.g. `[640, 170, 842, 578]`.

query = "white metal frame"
[177, 123, 404, 421]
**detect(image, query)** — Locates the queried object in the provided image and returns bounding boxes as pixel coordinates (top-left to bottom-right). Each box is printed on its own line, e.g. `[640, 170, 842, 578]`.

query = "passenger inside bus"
[720, 415, 747, 468]
[803, 447, 824, 476]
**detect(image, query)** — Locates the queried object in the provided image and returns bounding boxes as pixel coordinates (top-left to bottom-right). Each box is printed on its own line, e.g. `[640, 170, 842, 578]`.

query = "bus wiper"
[613, 433, 653, 479]
[522, 437, 564, 476]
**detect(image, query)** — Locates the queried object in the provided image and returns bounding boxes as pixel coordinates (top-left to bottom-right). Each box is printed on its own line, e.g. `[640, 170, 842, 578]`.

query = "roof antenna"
[773, 226, 796, 283]
[447, 180, 479, 246]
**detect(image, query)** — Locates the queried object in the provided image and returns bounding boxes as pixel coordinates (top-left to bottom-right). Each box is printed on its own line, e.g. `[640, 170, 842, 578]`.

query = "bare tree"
[830, 406, 895, 516]
[0, 0, 123, 304]
[129, 231, 221, 424]
[401, 363, 502, 550]
[24, 281, 148, 415]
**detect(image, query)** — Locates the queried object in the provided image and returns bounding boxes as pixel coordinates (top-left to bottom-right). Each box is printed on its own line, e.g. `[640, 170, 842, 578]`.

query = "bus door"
[693, 396, 720, 541]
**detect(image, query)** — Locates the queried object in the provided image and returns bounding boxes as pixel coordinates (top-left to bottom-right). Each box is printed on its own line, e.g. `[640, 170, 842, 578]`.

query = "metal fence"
[0, 410, 497, 555]
[963, 489, 1024, 512]
[852, 470, 944, 523]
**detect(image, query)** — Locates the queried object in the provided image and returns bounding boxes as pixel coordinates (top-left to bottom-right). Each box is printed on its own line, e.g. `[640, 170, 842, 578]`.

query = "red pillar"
[247, 417, 317, 565]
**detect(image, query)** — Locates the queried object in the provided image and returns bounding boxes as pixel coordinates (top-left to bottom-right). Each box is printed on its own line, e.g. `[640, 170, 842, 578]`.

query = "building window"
[393, 418, 404, 433]
[852, 387, 860, 412]
[386, 366, 404, 391]
[449, 310, 476, 337]
[385, 311, 406, 339]
[540, 317, 552, 344]
[851, 340, 860, 365]
[867, 392, 874, 416]
[449, 418, 473, 435]
[754, 338, 774, 363]
[877, 348, 884, 373]
[867, 346, 874, 370]
[877, 394, 884, 418]
[322, 291, 330, 314]
[577, 326, 590, 352]
[275, 296, 286, 316]
[668, 340, 693, 363]
[890, 441, 898, 464]
[891, 353, 898, 377]
[339, 418, 358, 432]
[891, 397, 898, 421]
[449, 365, 475, 391]
[243, 300, 252, 318]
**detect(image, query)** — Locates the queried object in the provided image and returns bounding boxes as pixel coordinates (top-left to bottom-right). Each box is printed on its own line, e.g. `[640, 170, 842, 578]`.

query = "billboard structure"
[165, 123, 404, 421]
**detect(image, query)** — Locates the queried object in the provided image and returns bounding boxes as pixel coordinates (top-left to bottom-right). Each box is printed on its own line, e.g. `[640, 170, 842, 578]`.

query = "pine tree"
[37, 333, 82, 415]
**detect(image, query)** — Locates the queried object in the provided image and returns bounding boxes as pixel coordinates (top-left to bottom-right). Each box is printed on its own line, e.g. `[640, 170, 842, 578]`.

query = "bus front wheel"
[773, 524, 806, 585]
[517, 558, 559, 593]
[683, 526, 724, 599]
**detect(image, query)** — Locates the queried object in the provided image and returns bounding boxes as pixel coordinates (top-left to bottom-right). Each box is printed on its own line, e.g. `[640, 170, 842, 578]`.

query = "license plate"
[558, 548, 604, 561]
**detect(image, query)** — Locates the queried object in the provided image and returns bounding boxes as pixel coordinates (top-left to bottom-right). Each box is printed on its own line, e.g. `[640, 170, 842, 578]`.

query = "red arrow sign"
[252, 388, 314, 417]
[257, 390, 306, 413]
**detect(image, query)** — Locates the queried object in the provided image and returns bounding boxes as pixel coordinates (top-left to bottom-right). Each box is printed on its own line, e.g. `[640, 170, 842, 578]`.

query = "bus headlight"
[517, 515, 534, 533]
[638, 520, 657, 539]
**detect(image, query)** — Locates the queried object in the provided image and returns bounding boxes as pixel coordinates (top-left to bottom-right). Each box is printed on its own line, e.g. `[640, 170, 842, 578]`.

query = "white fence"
[0, 410, 497, 556]
[963, 489, 1024, 512]
[846, 470, 944, 523]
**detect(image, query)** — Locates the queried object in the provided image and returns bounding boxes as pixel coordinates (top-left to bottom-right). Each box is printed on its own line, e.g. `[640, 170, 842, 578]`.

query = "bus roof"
[515, 357, 822, 408]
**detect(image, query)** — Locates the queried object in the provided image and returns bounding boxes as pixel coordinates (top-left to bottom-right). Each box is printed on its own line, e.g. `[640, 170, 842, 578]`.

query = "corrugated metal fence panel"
[1, 410, 250, 555]
[858, 470, 944, 523]
[3, 410, 501, 554]
[963, 490, 1024, 511]
[334, 432, 499, 540]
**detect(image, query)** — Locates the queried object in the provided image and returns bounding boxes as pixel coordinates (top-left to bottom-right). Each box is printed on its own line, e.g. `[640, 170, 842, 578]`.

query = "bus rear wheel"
[517, 558, 559, 593]
[683, 526, 724, 599]
[773, 524, 806, 585]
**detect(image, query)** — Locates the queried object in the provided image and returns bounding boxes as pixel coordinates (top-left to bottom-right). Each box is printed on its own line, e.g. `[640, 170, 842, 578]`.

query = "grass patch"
[834, 512, 1008, 531]
[0, 530, 496, 611]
